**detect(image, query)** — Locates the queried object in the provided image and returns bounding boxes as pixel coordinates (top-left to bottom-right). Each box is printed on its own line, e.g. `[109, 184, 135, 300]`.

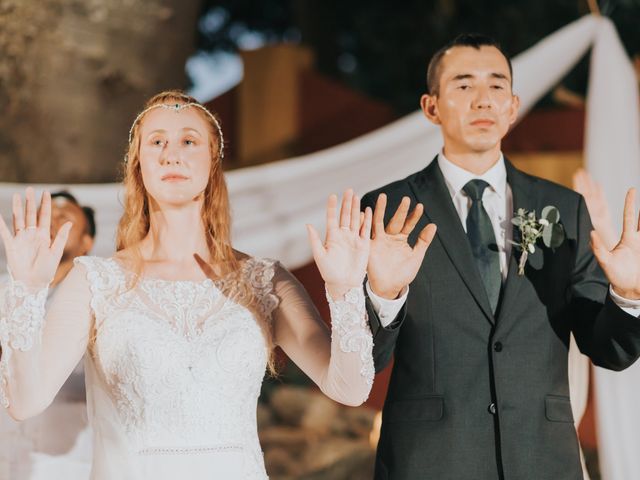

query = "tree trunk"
[0, 0, 202, 183]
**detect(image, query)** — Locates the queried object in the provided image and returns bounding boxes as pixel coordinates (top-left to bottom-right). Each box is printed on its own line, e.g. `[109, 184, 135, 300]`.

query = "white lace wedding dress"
[0, 256, 374, 479]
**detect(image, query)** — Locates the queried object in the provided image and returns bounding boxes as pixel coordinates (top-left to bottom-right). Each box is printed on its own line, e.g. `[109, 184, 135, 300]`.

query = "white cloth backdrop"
[0, 13, 638, 480]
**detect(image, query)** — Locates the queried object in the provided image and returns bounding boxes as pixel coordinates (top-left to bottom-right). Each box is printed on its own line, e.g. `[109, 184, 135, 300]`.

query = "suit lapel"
[495, 160, 540, 325]
[409, 159, 495, 324]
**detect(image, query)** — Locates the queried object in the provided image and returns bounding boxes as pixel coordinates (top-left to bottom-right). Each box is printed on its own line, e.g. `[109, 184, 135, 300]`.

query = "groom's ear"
[420, 94, 441, 125]
[508, 93, 520, 126]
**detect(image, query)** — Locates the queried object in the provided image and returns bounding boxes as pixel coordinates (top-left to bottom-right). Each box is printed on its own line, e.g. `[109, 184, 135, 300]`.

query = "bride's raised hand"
[0, 187, 72, 287]
[306, 189, 372, 299]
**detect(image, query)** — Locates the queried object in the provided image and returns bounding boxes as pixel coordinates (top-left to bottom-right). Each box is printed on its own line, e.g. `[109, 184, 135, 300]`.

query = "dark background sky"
[196, 0, 640, 113]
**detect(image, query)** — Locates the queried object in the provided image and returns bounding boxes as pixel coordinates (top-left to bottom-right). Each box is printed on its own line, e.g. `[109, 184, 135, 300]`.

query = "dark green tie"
[463, 179, 501, 313]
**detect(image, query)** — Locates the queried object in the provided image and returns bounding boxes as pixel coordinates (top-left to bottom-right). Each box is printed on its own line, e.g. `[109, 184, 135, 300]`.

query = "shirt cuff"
[366, 282, 409, 328]
[609, 285, 640, 317]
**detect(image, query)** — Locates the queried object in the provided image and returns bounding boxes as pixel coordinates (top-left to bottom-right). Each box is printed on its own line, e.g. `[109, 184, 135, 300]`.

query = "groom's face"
[421, 45, 519, 156]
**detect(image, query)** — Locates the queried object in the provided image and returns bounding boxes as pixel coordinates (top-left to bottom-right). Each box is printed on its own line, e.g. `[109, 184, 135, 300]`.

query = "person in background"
[0, 190, 95, 480]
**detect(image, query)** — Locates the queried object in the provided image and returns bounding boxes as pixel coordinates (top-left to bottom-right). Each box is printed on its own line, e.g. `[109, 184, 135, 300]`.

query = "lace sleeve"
[0, 276, 49, 408]
[0, 262, 93, 418]
[270, 264, 374, 406]
[326, 286, 374, 389]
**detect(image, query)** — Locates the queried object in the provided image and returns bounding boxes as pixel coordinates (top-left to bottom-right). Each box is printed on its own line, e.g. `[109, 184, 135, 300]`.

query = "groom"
[363, 33, 640, 479]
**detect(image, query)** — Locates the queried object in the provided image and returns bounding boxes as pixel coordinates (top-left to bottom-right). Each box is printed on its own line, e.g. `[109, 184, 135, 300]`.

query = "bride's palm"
[307, 190, 372, 296]
[0, 188, 71, 287]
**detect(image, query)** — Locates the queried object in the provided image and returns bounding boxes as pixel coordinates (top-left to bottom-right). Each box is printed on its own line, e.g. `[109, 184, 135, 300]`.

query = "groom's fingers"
[413, 223, 437, 258]
[401, 203, 424, 235]
[622, 188, 636, 235]
[372, 194, 387, 238]
[590, 230, 611, 264]
[387, 196, 410, 234]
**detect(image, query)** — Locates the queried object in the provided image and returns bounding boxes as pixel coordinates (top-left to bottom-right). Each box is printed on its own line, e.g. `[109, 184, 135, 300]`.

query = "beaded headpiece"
[126, 102, 224, 162]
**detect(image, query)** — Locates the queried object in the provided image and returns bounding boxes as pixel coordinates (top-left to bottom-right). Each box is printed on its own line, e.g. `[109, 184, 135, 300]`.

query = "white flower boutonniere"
[510, 206, 565, 275]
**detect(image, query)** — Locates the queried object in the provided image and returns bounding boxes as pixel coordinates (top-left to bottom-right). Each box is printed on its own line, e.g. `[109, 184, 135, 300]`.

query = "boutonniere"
[510, 206, 565, 275]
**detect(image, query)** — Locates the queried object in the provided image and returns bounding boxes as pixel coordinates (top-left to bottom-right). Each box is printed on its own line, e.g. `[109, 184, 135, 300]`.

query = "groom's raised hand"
[591, 188, 640, 300]
[367, 194, 437, 299]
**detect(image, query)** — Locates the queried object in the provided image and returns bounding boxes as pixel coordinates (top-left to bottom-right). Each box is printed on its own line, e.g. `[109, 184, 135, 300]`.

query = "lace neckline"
[106, 257, 224, 288]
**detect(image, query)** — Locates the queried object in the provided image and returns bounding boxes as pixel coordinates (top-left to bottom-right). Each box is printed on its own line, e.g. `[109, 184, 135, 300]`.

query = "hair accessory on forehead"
[126, 102, 224, 161]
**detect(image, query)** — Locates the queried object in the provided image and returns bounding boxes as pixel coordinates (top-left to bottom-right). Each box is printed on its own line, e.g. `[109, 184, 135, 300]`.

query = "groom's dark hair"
[426, 33, 513, 96]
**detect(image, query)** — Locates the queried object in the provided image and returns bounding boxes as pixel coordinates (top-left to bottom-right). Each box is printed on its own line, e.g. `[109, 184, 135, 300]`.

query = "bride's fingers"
[12, 193, 25, 233]
[326, 194, 338, 233]
[350, 194, 360, 232]
[38, 191, 52, 235]
[339, 189, 353, 229]
[25, 187, 37, 229]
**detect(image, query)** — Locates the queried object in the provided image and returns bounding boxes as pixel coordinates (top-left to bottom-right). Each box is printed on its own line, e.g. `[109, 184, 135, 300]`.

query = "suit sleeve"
[362, 191, 408, 373]
[570, 196, 640, 370]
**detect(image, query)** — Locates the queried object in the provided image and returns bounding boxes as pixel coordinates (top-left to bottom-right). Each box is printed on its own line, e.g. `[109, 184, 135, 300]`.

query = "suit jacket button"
[488, 403, 497, 415]
[493, 341, 503, 352]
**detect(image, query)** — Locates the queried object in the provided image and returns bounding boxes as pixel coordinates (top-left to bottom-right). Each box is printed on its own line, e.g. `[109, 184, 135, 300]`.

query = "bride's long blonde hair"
[114, 90, 276, 372]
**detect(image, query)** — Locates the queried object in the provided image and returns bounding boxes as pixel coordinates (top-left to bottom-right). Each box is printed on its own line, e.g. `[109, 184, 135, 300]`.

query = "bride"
[0, 91, 388, 479]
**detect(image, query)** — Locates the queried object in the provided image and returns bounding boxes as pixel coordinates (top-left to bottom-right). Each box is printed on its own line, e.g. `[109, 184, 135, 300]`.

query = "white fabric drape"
[584, 18, 640, 480]
[1, 13, 639, 480]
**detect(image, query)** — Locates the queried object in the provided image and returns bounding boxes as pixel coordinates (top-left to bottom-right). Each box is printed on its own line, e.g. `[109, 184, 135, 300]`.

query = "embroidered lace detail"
[215, 258, 280, 324]
[0, 279, 49, 408]
[138, 444, 243, 455]
[326, 287, 374, 388]
[244, 258, 280, 321]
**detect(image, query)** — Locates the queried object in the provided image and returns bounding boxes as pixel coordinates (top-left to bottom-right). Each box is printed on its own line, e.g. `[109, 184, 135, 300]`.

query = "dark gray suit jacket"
[362, 158, 640, 480]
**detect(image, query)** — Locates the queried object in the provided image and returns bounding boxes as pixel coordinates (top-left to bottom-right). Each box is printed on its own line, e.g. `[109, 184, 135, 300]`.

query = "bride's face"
[138, 106, 213, 207]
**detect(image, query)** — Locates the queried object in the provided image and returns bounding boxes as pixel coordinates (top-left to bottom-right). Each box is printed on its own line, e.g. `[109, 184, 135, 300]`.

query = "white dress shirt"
[369, 152, 640, 327]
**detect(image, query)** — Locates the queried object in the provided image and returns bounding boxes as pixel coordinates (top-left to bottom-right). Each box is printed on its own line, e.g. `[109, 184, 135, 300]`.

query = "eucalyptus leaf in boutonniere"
[510, 206, 566, 275]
